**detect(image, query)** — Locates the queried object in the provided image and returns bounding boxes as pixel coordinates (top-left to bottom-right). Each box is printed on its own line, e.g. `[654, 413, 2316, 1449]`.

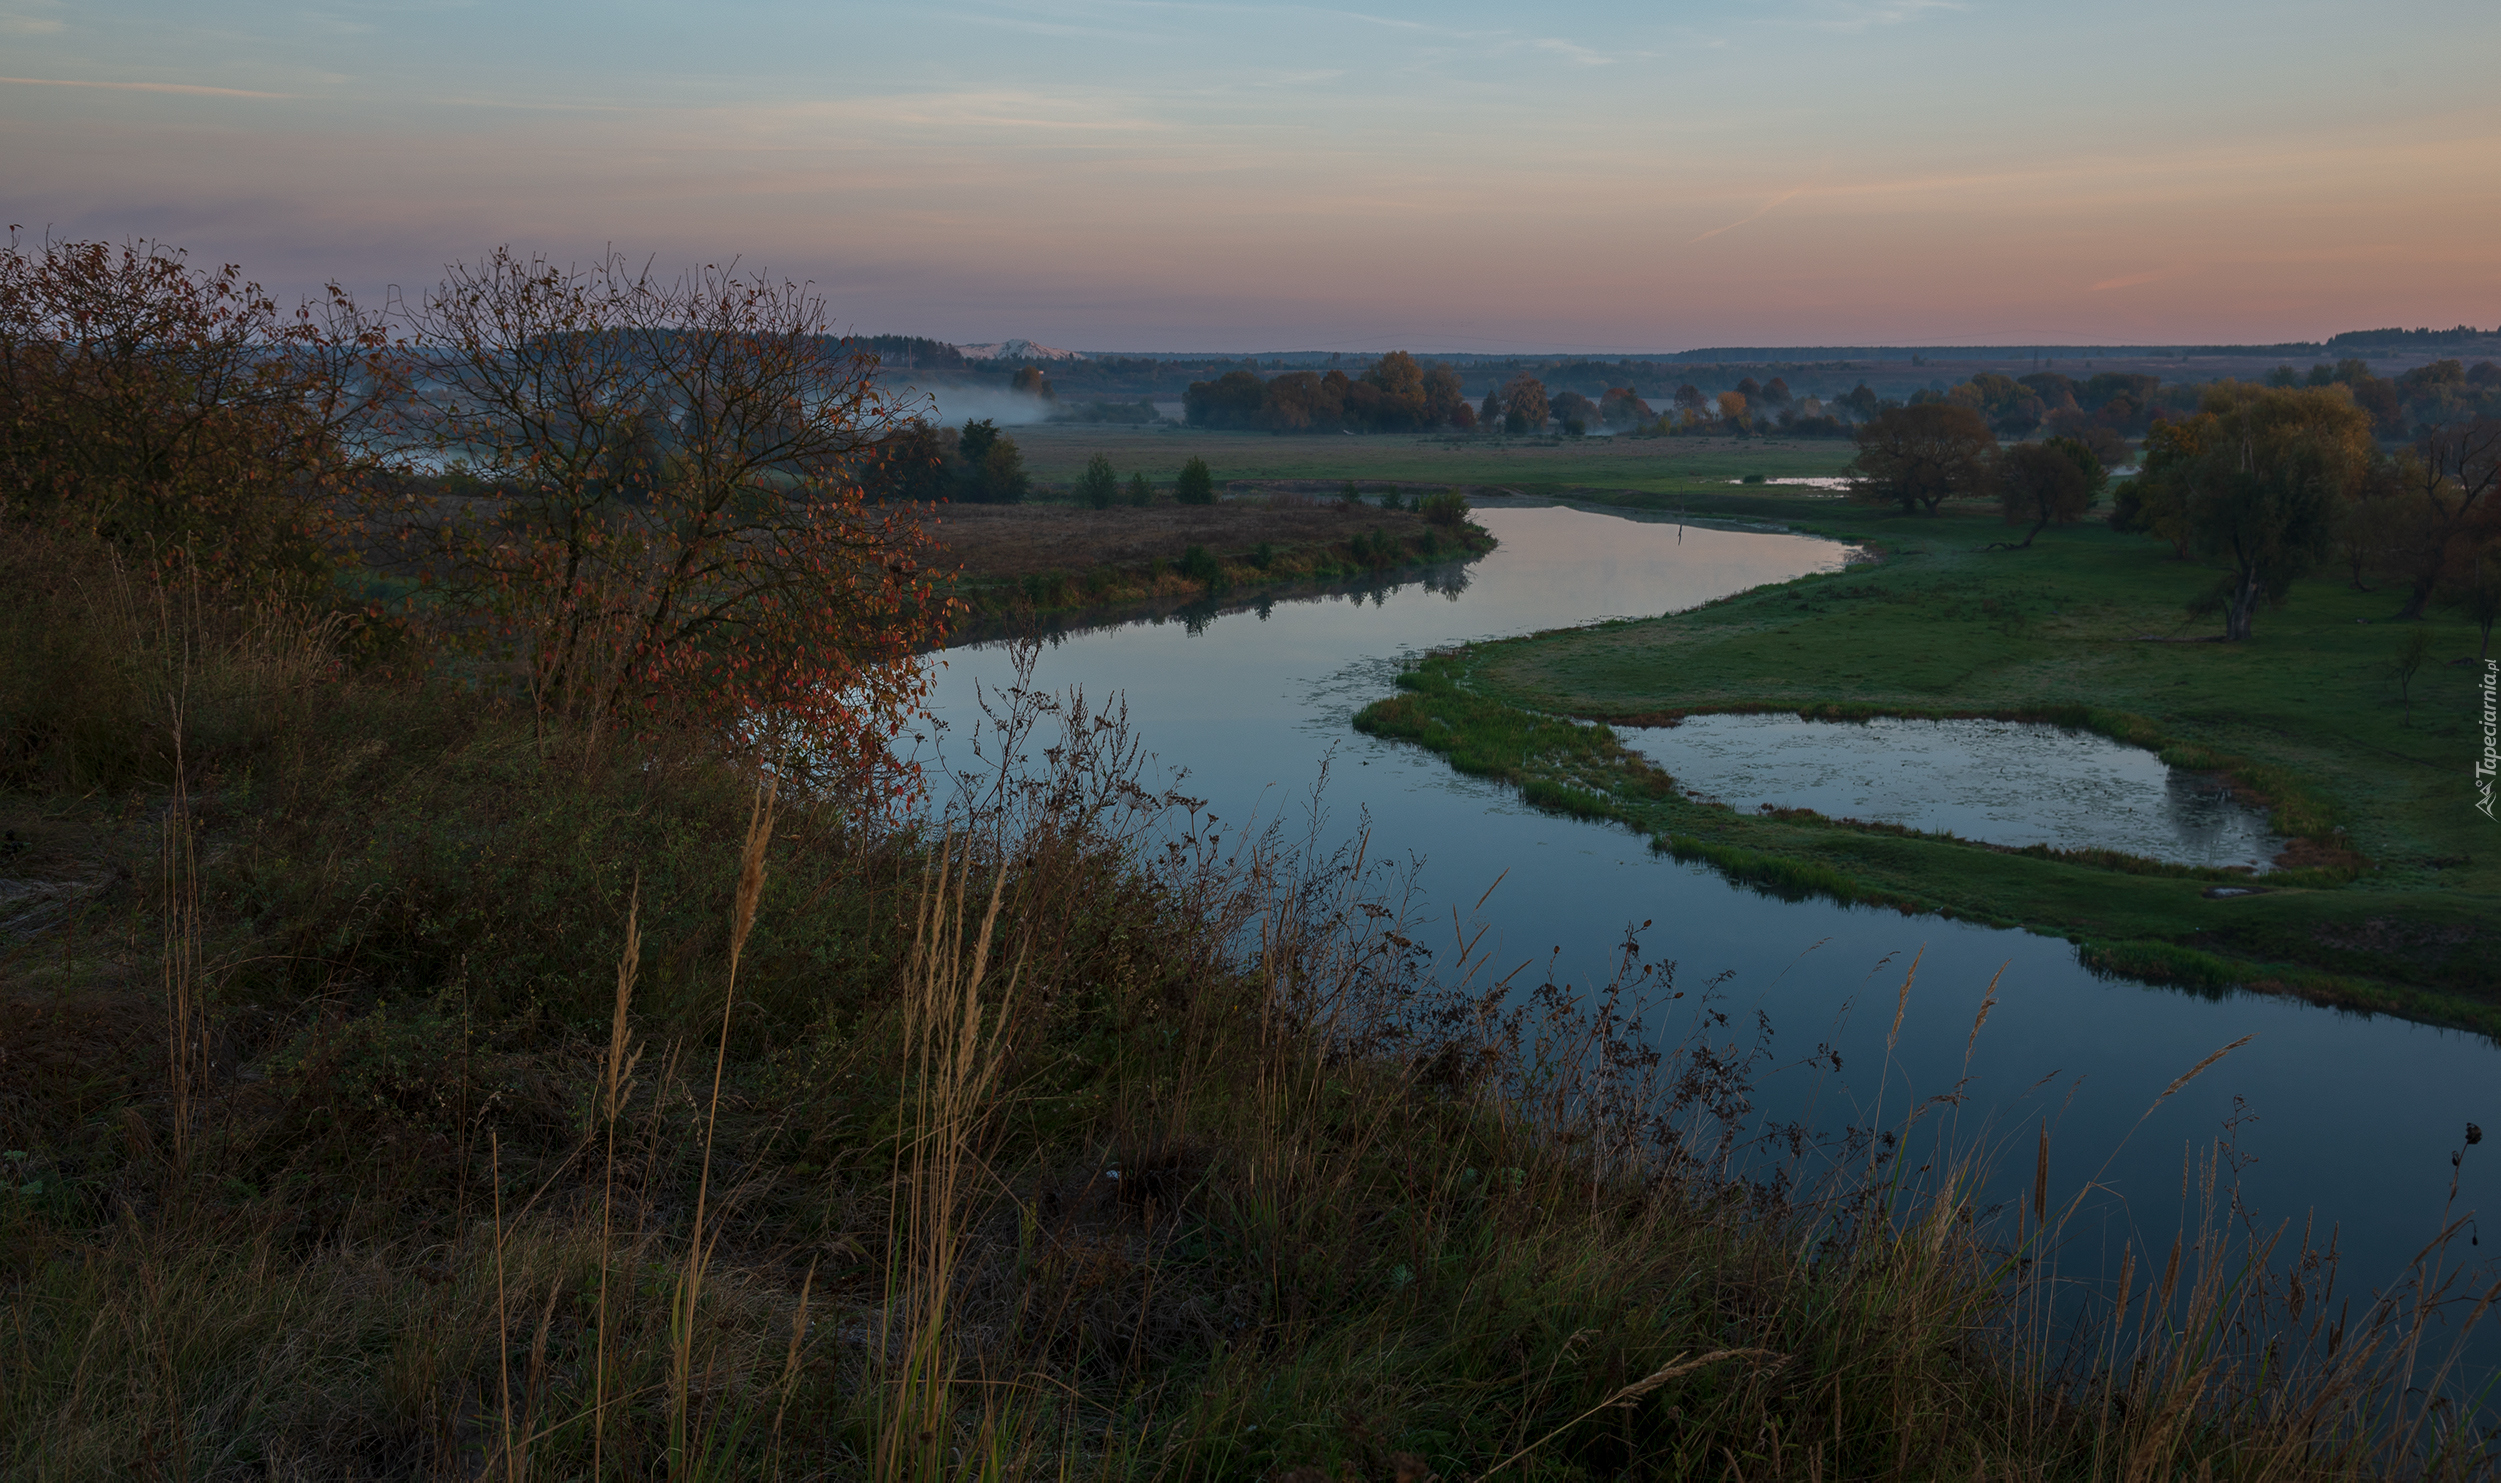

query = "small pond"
[1618, 713, 2287, 871]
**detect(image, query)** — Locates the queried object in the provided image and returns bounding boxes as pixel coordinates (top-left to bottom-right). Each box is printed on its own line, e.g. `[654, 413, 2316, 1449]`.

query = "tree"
[2390, 417, 2501, 619]
[2331, 451, 2407, 589]
[1479, 389, 1501, 430]
[1501, 374, 1548, 435]
[958, 418, 1002, 470]
[0, 232, 388, 598]
[974, 438, 1030, 504]
[2162, 384, 2374, 641]
[1421, 363, 1468, 428]
[2083, 373, 2162, 433]
[2445, 544, 2501, 659]
[863, 419, 959, 504]
[1360, 351, 1429, 430]
[1125, 472, 1154, 506]
[1716, 390, 1750, 432]
[2043, 408, 2131, 473]
[1995, 437, 2098, 547]
[1845, 403, 1997, 514]
[2113, 414, 2209, 557]
[1599, 387, 1653, 429]
[390, 248, 949, 787]
[1260, 370, 1328, 432]
[1184, 369, 1265, 429]
[1175, 455, 1214, 505]
[1950, 372, 2046, 435]
[2391, 626, 2431, 727]
[1010, 365, 1055, 401]
[1075, 452, 1119, 509]
[1551, 390, 1598, 436]
[2018, 372, 2078, 410]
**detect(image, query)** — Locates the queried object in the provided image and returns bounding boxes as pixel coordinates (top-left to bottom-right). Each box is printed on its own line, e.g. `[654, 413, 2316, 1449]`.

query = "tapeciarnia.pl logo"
[2478, 659, 2497, 819]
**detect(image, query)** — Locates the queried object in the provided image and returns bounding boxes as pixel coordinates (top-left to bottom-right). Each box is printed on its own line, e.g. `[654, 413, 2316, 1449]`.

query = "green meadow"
[1006, 423, 1854, 492]
[1356, 484, 2498, 1031]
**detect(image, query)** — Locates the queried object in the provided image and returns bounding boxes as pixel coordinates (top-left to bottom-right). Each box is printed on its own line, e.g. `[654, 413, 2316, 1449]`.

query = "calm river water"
[921, 501, 2497, 1317]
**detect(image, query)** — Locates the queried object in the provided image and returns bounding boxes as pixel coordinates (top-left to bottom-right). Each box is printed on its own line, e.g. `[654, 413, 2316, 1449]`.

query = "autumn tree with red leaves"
[391, 249, 955, 797]
[0, 230, 388, 598]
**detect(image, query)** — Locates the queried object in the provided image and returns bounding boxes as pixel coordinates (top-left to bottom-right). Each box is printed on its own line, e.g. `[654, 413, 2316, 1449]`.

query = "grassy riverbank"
[936, 497, 1494, 618]
[1356, 488, 2498, 1031]
[7, 534, 2490, 1479]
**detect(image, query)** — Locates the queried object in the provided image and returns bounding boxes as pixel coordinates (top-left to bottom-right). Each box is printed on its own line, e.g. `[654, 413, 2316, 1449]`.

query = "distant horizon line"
[871, 330, 2501, 365]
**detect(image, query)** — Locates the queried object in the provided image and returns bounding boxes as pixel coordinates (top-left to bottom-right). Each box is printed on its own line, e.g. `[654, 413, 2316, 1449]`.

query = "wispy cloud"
[0, 75, 289, 98]
[1689, 183, 1812, 245]
[0, 1, 62, 36]
[1531, 37, 1617, 67]
[1799, 0, 1965, 34]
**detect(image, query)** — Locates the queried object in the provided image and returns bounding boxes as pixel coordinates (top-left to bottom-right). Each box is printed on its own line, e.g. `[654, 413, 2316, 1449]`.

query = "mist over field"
[9, 0, 2501, 1474]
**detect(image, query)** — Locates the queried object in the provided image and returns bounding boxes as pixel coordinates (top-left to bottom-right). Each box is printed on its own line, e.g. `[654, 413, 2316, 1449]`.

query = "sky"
[5, 0, 2499, 352]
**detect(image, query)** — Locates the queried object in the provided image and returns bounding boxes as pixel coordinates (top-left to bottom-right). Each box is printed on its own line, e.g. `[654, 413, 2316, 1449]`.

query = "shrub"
[1418, 488, 1471, 528]
[1075, 452, 1119, 509]
[1178, 544, 1223, 591]
[1174, 456, 1215, 505]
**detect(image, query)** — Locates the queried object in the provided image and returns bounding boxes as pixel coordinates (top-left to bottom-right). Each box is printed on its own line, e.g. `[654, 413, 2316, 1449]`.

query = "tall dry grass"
[1, 552, 2496, 1479]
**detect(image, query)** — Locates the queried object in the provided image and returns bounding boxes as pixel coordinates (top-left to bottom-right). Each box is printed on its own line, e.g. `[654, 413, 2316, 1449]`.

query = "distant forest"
[841, 327, 2501, 444]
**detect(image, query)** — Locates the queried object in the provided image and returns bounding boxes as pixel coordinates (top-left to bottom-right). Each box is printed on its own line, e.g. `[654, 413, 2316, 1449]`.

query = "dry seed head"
[729, 775, 779, 974]
[604, 886, 643, 1117]
[2156, 1035, 2253, 1106]
[1886, 947, 1922, 1053]
[1964, 962, 2004, 1064]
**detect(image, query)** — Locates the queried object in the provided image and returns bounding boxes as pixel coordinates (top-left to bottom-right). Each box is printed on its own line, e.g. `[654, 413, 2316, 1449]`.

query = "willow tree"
[391, 249, 954, 793]
[2135, 384, 2373, 641]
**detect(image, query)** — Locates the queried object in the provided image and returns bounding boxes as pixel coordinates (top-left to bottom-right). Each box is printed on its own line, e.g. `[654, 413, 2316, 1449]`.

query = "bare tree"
[389, 249, 952, 788]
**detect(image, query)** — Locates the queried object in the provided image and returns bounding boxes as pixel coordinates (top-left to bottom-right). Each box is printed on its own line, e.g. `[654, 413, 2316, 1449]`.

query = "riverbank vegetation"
[6, 234, 2498, 1477]
[1356, 484, 2498, 1032]
[936, 491, 1494, 620]
[11, 529, 2500, 1479]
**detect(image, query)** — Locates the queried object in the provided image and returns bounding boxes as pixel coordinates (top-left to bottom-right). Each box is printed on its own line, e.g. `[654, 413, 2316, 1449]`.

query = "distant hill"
[957, 338, 1089, 362]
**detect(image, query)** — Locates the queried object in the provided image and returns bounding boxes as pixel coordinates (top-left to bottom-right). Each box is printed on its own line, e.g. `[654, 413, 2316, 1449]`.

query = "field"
[1355, 485, 2499, 1028]
[1003, 422, 1855, 493]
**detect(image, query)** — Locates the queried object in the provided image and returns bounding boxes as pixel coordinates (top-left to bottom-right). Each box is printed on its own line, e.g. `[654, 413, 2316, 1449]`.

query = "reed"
[2, 548, 2495, 1480]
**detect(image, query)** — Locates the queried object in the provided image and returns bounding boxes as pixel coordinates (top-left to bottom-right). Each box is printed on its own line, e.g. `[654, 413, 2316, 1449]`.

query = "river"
[919, 499, 2498, 1329]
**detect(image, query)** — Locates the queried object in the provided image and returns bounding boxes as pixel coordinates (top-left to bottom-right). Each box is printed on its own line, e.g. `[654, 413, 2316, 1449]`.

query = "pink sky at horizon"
[4, 0, 2497, 353]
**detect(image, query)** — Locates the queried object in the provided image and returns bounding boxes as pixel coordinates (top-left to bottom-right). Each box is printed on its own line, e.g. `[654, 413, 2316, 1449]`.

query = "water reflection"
[1620, 713, 2287, 870]
[920, 502, 2497, 1328]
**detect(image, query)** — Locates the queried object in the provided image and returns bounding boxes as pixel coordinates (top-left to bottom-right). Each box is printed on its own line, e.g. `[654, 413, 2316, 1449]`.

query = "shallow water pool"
[1618, 712, 2287, 870]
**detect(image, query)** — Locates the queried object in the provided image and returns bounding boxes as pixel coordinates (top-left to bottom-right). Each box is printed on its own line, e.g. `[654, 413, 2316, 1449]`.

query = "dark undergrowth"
[5, 532, 2498, 1480]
